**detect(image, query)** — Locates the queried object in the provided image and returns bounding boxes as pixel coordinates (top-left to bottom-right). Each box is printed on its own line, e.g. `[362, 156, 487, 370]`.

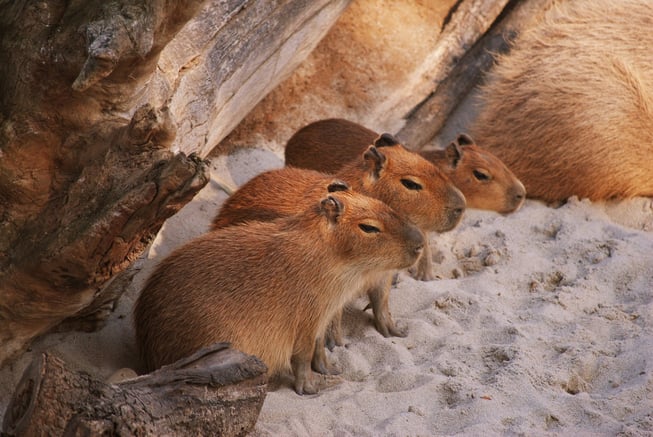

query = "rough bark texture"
[398, 0, 556, 148]
[0, 0, 350, 367]
[2, 343, 268, 436]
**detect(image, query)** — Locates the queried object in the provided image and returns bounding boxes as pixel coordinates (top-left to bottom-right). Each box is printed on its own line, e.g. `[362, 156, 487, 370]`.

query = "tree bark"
[0, 0, 350, 367]
[0, 0, 214, 368]
[2, 343, 268, 436]
[398, 0, 555, 148]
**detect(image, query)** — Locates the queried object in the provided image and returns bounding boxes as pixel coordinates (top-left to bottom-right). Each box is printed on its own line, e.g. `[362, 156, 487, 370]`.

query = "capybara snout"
[401, 222, 426, 259]
[442, 185, 466, 232]
[506, 183, 526, 213]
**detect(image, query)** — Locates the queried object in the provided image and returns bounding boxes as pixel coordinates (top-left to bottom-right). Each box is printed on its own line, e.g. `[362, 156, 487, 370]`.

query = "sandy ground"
[1, 144, 652, 435]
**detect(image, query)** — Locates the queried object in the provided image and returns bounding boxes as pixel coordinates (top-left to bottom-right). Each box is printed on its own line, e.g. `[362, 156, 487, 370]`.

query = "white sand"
[1, 145, 652, 435]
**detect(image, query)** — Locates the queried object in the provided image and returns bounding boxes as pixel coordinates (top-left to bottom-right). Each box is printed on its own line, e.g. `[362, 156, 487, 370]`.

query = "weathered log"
[2, 343, 268, 436]
[169, 0, 354, 158]
[0, 0, 213, 368]
[0, 0, 350, 367]
[398, 0, 555, 148]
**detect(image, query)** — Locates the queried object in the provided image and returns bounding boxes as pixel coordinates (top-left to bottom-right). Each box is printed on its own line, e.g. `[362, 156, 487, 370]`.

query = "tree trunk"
[2, 343, 268, 436]
[0, 0, 350, 367]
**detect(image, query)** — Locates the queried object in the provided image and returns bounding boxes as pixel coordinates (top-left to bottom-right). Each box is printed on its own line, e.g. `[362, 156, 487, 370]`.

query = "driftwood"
[0, 0, 350, 367]
[2, 343, 268, 436]
[398, 0, 556, 148]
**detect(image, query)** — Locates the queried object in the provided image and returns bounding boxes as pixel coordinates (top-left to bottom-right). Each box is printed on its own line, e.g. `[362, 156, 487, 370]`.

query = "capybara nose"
[404, 225, 426, 257]
[515, 182, 526, 202]
[507, 182, 526, 212]
[449, 186, 466, 218]
[451, 205, 465, 220]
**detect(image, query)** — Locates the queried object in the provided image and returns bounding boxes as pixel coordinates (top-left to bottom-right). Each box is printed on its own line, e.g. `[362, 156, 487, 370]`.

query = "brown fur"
[469, 0, 653, 201]
[217, 140, 465, 235]
[284, 118, 525, 213]
[213, 140, 465, 368]
[134, 189, 424, 394]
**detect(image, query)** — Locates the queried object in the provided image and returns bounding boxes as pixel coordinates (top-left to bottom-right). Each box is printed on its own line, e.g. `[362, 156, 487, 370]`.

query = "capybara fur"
[284, 118, 525, 213]
[469, 0, 653, 202]
[216, 135, 465, 238]
[216, 135, 466, 280]
[213, 136, 465, 370]
[134, 189, 425, 395]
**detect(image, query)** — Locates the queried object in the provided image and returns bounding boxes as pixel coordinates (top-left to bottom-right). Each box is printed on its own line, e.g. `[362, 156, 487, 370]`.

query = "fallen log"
[2, 343, 268, 437]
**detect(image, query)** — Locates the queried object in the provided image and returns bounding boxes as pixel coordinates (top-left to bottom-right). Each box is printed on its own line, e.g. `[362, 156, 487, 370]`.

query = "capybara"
[469, 0, 653, 201]
[135, 188, 425, 395]
[215, 134, 465, 281]
[284, 118, 525, 213]
[213, 135, 465, 345]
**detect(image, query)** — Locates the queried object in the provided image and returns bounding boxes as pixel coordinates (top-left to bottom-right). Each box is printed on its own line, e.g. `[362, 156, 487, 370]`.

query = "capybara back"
[470, 0, 653, 201]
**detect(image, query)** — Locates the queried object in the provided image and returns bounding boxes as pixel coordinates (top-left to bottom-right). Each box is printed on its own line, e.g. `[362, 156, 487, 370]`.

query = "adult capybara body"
[135, 189, 424, 394]
[285, 118, 525, 213]
[469, 0, 653, 202]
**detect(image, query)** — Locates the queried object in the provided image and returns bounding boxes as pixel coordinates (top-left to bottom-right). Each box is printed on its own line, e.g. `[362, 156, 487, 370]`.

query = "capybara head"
[341, 134, 466, 233]
[317, 190, 425, 271]
[424, 134, 526, 214]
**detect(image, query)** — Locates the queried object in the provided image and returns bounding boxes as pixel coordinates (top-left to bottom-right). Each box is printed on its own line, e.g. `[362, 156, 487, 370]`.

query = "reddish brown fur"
[217, 142, 465, 235]
[213, 142, 465, 358]
[470, 0, 653, 201]
[284, 118, 525, 213]
[135, 189, 424, 394]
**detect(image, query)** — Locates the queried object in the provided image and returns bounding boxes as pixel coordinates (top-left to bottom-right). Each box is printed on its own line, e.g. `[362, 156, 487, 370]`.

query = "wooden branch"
[398, 0, 555, 148]
[2, 343, 268, 436]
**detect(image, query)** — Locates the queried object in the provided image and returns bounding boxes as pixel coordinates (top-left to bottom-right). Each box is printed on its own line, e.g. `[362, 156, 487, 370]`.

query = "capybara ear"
[320, 195, 344, 224]
[456, 133, 474, 146]
[327, 180, 350, 193]
[444, 140, 463, 169]
[373, 133, 400, 148]
[362, 145, 387, 179]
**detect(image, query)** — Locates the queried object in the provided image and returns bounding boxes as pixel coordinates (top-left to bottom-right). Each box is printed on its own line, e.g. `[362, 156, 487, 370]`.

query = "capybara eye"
[359, 223, 381, 233]
[473, 169, 491, 181]
[400, 178, 422, 190]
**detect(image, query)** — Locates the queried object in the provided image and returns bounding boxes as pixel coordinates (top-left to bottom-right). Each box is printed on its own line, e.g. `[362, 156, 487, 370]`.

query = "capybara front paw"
[312, 353, 342, 375]
[294, 376, 319, 395]
[312, 351, 330, 375]
[325, 334, 337, 351]
[408, 264, 436, 281]
[388, 323, 408, 338]
[374, 317, 408, 338]
[325, 330, 344, 351]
